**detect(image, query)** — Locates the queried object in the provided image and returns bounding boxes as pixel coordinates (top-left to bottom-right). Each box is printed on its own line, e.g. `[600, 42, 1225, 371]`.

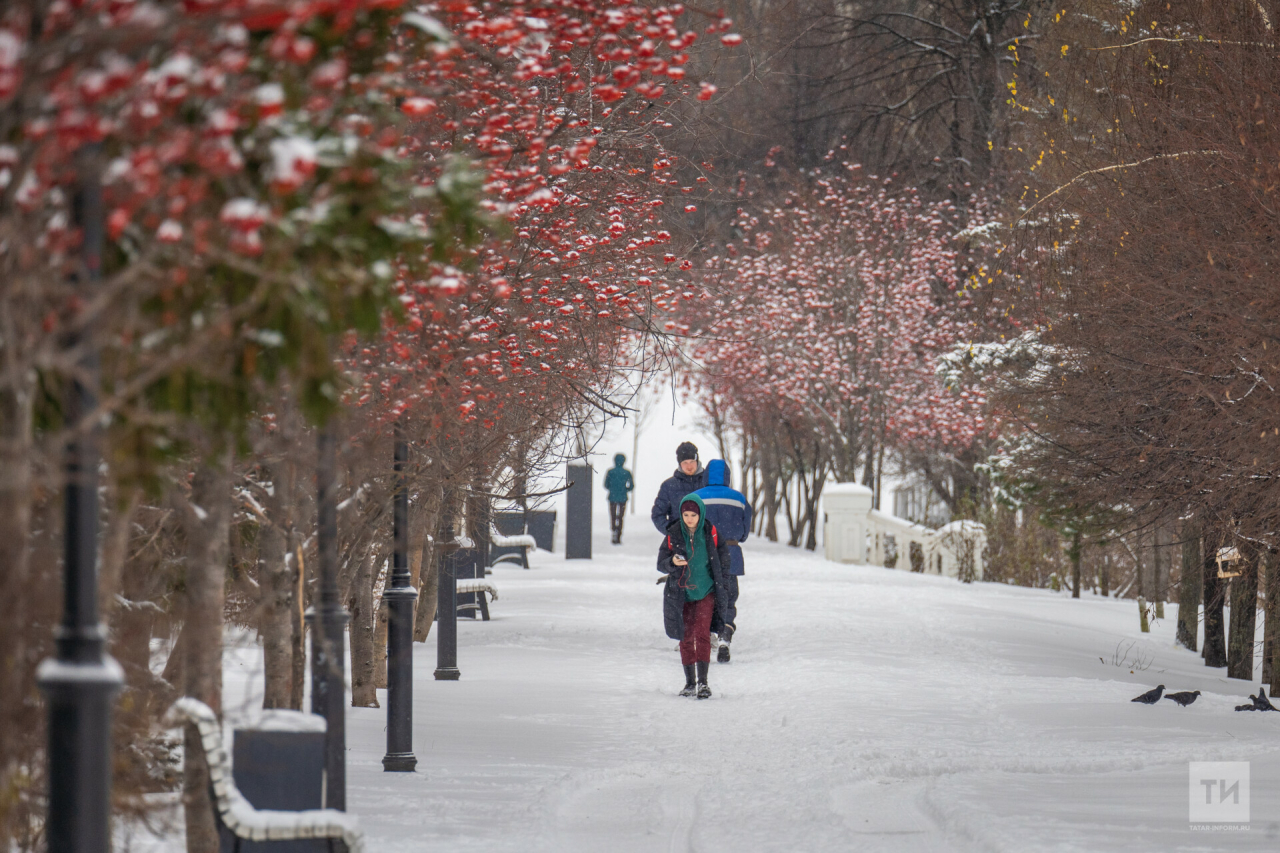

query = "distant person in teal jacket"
[603, 453, 634, 544]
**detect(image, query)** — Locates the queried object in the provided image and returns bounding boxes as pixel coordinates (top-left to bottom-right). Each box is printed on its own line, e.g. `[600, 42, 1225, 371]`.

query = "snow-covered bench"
[455, 579, 498, 620]
[166, 698, 363, 853]
[489, 523, 537, 569]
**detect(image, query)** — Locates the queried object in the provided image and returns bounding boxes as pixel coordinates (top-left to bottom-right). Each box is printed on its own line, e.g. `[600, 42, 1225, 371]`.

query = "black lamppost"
[382, 425, 417, 771]
[36, 146, 124, 853]
[310, 424, 348, 808]
[433, 491, 460, 680]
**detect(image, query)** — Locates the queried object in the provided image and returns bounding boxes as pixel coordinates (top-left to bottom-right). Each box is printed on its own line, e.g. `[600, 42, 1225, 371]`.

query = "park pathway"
[326, 513, 1279, 852]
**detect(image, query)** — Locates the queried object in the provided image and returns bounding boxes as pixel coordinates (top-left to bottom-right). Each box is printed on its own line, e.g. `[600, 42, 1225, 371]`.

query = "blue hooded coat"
[603, 454, 634, 504]
[695, 459, 751, 576]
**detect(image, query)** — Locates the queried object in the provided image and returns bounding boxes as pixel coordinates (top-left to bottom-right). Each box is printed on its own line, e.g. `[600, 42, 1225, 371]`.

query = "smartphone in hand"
[672, 555, 687, 566]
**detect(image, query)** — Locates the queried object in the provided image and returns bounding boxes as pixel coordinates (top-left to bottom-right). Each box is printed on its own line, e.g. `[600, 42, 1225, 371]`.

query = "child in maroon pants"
[657, 494, 731, 698]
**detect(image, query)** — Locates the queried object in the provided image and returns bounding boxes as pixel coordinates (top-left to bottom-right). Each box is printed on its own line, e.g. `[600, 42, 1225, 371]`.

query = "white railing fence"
[822, 483, 985, 581]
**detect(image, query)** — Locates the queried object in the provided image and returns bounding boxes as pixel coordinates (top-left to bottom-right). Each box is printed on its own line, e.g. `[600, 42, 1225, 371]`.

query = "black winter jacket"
[650, 466, 707, 534]
[656, 519, 731, 640]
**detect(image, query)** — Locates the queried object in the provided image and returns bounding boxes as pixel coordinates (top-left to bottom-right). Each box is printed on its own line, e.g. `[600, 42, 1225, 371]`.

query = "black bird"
[1236, 693, 1264, 711]
[1131, 685, 1165, 704]
[1164, 690, 1200, 707]
[1234, 689, 1277, 712]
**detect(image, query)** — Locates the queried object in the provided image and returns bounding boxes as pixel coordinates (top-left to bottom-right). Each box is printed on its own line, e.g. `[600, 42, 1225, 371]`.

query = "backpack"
[666, 523, 718, 554]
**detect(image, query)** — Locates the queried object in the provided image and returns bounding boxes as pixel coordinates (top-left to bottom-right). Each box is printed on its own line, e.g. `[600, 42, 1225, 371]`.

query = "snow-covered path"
[305, 524, 1280, 852]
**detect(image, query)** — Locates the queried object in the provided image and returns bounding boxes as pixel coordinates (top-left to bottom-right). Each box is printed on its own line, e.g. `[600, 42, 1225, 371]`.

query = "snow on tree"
[680, 163, 996, 545]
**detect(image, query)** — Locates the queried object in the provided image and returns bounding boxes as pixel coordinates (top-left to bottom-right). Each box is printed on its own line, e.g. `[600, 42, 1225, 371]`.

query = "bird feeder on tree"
[1216, 546, 1242, 579]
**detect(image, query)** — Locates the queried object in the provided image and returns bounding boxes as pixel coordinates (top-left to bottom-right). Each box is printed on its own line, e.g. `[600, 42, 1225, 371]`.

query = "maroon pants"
[679, 594, 716, 665]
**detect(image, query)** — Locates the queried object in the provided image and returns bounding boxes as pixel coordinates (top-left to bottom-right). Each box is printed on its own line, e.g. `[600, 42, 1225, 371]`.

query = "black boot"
[717, 623, 733, 663]
[679, 665, 696, 697]
[695, 661, 711, 699]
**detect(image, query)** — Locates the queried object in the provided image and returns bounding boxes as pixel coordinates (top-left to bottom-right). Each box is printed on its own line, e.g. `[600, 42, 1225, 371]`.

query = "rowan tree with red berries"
[680, 163, 997, 548]
[0, 0, 723, 846]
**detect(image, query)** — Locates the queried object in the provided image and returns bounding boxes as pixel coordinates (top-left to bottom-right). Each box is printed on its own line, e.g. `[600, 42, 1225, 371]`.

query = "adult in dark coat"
[695, 459, 751, 661]
[656, 493, 731, 698]
[651, 441, 707, 534]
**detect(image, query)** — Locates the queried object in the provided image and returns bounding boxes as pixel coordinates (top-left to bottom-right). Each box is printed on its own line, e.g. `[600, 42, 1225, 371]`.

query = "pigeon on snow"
[1131, 685, 1164, 704]
[1235, 687, 1277, 712]
[1164, 690, 1200, 707]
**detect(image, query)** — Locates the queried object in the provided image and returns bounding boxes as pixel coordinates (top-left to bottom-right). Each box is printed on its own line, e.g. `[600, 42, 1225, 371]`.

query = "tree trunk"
[1135, 531, 1152, 603]
[782, 472, 801, 547]
[415, 554, 440, 642]
[762, 473, 778, 542]
[259, 519, 294, 708]
[260, 463, 297, 708]
[1203, 531, 1228, 668]
[370, 550, 387, 688]
[1100, 550, 1111, 597]
[0, 374, 34, 735]
[1138, 598, 1150, 633]
[1069, 529, 1082, 599]
[290, 551, 307, 711]
[98, 485, 142, 624]
[1227, 542, 1259, 681]
[1176, 523, 1201, 651]
[178, 458, 232, 853]
[1263, 550, 1276, 690]
[116, 526, 162, 701]
[349, 548, 379, 707]
[803, 468, 824, 552]
[374, 595, 389, 690]
[414, 500, 445, 642]
[1153, 524, 1168, 619]
[408, 486, 436, 589]
[467, 475, 492, 570]
[161, 622, 187, 688]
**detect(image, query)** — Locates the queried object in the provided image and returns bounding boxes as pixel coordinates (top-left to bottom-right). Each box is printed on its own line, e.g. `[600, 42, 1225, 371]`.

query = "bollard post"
[434, 493, 460, 680]
[383, 425, 418, 770]
[565, 463, 593, 559]
[37, 145, 124, 853]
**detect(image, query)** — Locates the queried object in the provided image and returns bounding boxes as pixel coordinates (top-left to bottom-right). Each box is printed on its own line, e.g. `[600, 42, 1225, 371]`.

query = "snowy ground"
[161, 505, 1280, 853]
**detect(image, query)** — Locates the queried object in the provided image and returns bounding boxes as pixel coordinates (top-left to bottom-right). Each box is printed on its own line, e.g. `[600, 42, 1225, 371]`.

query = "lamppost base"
[433, 667, 460, 681]
[382, 752, 418, 772]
